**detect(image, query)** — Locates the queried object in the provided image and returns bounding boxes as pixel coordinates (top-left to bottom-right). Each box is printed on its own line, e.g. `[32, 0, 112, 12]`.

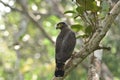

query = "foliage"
[0, 0, 119, 80]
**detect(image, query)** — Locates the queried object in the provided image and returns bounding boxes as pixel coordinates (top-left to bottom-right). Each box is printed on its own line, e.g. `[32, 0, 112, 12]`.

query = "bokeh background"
[0, 0, 120, 80]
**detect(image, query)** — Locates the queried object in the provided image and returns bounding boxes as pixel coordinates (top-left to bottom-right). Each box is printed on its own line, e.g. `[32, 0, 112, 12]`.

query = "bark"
[1, 0, 120, 80]
[52, 1, 120, 80]
[87, 50, 103, 80]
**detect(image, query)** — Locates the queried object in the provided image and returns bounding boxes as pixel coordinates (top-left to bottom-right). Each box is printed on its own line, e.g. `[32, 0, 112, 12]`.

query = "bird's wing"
[61, 31, 76, 54]
[55, 33, 63, 54]
[55, 32, 64, 63]
[58, 31, 76, 62]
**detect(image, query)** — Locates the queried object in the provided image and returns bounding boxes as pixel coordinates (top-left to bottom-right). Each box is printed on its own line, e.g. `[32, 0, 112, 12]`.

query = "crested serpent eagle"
[55, 22, 76, 77]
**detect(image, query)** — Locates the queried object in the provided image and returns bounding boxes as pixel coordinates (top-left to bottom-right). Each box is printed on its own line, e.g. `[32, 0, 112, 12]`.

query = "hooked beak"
[56, 24, 61, 29]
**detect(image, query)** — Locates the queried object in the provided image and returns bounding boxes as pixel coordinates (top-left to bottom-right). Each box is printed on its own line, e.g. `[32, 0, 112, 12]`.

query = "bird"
[55, 22, 76, 77]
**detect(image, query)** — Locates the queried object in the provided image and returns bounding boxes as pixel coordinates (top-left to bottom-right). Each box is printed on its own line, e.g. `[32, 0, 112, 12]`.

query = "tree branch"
[18, 1, 55, 44]
[26, 11, 55, 44]
[0, 1, 55, 44]
[52, 1, 120, 80]
[97, 46, 111, 50]
[0, 1, 23, 13]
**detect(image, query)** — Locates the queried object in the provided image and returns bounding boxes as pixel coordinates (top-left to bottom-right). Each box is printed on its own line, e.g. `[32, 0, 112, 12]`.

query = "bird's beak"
[56, 24, 61, 29]
[56, 26, 59, 29]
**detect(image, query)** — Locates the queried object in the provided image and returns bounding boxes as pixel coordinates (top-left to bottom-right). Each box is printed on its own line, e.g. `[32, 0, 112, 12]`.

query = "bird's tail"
[55, 63, 64, 77]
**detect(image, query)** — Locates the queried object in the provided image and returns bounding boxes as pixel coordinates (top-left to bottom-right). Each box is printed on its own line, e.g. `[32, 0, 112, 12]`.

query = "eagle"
[55, 22, 76, 77]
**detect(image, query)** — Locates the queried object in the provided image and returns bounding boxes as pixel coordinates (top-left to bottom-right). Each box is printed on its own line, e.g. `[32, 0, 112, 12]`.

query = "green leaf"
[76, 34, 88, 38]
[90, 1, 101, 12]
[76, 6, 85, 15]
[76, 0, 95, 6]
[64, 10, 76, 14]
[71, 24, 84, 32]
[76, 0, 101, 12]
[74, 15, 80, 19]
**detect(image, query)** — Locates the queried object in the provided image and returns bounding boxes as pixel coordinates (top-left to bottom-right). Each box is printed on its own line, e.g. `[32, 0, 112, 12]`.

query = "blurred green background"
[0, 0, 120, 80]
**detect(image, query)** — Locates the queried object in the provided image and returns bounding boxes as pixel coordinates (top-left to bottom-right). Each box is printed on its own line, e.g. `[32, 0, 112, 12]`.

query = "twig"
[85, 11, 95, 26]
[97, 46, 111, 50]
[26, 11, 55, 44]
[0, 1, 23, 13]
[0, 1, 55, 44]
[52, 1, 120, 80]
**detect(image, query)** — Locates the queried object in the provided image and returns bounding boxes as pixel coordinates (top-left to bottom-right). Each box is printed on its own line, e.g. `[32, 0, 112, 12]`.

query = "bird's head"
[56, 22, 68, 29]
